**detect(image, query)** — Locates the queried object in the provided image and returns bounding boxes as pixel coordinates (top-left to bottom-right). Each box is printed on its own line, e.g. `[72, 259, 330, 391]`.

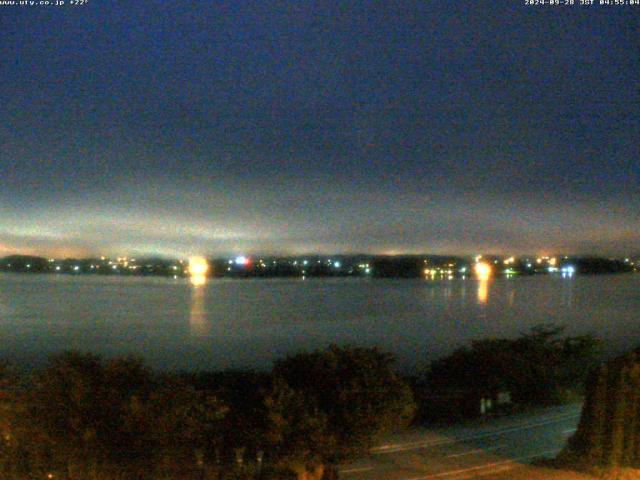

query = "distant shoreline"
[0, 254, 636, 279]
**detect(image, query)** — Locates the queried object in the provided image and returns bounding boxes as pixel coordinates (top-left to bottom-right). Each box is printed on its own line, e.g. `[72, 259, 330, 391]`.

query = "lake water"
[0, 273, 638, 373]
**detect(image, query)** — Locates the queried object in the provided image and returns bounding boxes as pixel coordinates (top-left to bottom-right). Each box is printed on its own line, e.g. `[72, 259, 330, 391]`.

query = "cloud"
[0, 174, 637, 258]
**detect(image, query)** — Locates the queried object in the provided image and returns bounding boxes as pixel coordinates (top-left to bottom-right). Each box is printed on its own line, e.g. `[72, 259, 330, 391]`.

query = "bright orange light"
[188, 257, 210, 277]
[189, 274, 207, 286]
[474, 262, 492, 280]
[549, 257, 557, 266]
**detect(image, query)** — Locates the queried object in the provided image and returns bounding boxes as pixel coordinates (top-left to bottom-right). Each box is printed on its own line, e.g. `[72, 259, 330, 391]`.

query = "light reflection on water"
[0, 273, 638, 372]
[477, 278, 489, 305]
[189, 280, 210, 337]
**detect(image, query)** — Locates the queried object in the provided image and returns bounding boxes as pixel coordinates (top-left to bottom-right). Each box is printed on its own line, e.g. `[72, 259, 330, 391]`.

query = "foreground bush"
[1, 352, 227, 479]
[273, 345, 416, 462]
[425, 325, 601, 407]
[0, 345, 415, 479]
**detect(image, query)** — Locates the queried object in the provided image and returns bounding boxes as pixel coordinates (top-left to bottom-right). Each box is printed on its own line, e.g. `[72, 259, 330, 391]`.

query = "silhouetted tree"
[562, 348, 640, 469]
[8, 351, 228, 479]
[262, 379, 331, 472]
[273, 345, 416, 462]
[426, 325, 601, 406]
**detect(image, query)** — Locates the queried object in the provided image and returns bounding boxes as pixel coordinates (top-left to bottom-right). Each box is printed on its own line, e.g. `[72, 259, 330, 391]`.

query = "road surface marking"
[454, 464, 515, 479]
[562, 428, 577, 434]
[403, 448, 560, 479]
[339, 466, 374, 474]
[446, 445, 502, 458]
[373, 412, 580, 454]
[375, 411, 580, 451]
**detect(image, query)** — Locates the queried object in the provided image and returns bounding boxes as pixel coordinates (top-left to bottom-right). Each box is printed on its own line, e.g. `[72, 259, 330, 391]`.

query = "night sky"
[1, 1, 638, 258]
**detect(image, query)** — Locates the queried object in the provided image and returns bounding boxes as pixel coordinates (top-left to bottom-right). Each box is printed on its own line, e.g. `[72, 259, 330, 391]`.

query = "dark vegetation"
[572, 258, 635, 275]
[415, 325, 601, 422]
[0, 327, 604, 479]
[371, 256, 430, 278]
[559, 348, 640, 472]
[0, 346, 415, 480]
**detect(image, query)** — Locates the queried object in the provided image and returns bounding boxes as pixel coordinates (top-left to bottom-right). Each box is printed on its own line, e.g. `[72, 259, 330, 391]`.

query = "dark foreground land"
[0, 326, 607, 479]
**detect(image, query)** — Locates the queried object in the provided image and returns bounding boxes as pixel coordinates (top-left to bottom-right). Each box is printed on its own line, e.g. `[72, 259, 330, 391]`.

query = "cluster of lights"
[422, 261, 459, 280]
[235, 256, 250, 266]
[357, 263, 371, 274]
[534, 256, 557, 266]
[424, 268, 455, 278]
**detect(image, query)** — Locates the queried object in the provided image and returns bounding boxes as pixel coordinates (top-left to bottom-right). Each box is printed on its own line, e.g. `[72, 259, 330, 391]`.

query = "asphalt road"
[339, 403, 582, 480]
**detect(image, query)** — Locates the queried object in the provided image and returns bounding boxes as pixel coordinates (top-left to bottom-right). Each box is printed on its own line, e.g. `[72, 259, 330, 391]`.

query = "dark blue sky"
[1, 1, 638, 257]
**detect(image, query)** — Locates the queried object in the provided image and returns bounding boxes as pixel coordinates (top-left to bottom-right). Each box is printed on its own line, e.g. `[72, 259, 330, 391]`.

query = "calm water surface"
[0, 273, 638, 372]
